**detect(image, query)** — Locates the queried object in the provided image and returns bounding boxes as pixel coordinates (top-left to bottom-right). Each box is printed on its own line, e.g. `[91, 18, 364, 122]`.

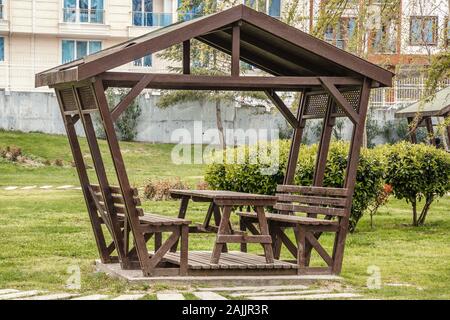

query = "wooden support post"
[93, 79, 154, 276]
[332, 78, 372, 274]
[407, 117, 417, 144]
[265, 90, 299, 129]
[313, 96, 335, 187]
[72, 85, 129, 267]
[320, 77, 359, 124]
[183, 40, 191, 75]
[425, 117, 435, 145]
[110, 74, 154, 122]
[284, 90, 307, 184]
[446, 114, 450, 148]
[54, 91, 110, 263]
[231, 24, 240, 77]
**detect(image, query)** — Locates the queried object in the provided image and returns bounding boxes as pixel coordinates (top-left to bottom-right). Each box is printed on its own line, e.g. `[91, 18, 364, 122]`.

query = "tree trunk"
[418, 196, 433, 226]
[215, 98, 226, 149]
[412, 200, 418, 226]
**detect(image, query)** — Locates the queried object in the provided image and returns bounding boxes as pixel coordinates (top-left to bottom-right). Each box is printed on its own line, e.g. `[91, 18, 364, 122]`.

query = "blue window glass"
[410, 16, 437, 45]
[0, 37, 4, 61]
[134, 54, 152, 67]
[89, 41, 102, 54]
[62, 40, 75, 63]
[62, 40, 101, 63]
[268, 0, 280, 18]
[1, 0, 5, 20]
[64, 0, 77, 22]
[133, 0, 154, 26]
[90, 0, 104, 23]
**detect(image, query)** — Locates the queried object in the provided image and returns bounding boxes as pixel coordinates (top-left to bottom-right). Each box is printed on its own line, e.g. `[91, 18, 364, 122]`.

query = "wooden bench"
[88, 184, 190, 276]
[238, 184, 351, 275]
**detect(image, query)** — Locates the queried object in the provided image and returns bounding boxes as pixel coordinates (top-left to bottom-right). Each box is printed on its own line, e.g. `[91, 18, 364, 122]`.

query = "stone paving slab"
[0, 289, 19, 295]
[71, 294, 109, 300]
[156, 293, 185, 300]
[112, 294, 146, 300]
[200, 284, 309, 292]
[230, 289, 330, 297]
[193, 291, 228, 300]
[247, 293, 361, 300]
[18, 293, 77, 300]
[0, 290, 43, 300]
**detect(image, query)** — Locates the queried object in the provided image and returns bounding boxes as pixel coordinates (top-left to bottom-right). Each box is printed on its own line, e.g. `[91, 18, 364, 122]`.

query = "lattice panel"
[76, 85, 97, 111]
[304, 93, 329, 117]
[59, 88, 77, 112]
[304, 89, 361, 118]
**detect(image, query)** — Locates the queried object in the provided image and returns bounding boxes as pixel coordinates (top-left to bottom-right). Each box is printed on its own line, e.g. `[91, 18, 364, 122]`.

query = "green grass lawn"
[1, 130, 449, 299]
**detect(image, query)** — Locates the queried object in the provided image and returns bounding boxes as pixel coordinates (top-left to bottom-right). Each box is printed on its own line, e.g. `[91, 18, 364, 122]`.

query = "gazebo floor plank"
[159, 251, 298, 271]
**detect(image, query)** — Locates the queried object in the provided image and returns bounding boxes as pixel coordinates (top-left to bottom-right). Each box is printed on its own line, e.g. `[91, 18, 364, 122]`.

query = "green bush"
[384, 142, 450, 226]
[205, 140, 385, 232]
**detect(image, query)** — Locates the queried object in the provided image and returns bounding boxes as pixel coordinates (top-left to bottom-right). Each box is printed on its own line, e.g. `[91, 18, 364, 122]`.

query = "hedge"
[205, 140, 385, 232]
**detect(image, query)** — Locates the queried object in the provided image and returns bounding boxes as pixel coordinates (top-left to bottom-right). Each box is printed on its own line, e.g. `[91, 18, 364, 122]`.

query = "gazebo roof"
[395, 86, 450, 118]
[35, 5, 393, 88]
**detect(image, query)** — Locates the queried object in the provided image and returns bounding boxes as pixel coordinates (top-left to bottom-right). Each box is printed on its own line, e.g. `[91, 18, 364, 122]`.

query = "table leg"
[213, 204, 228, 253]
[171, 196, 190, 252]
[211, 205, 232, 264]
[255, 206, 274, 264]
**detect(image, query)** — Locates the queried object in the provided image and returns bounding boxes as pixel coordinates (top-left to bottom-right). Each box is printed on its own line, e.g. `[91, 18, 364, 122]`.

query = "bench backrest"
[89, 184, 144, 216]
[275, 185, 350, 218]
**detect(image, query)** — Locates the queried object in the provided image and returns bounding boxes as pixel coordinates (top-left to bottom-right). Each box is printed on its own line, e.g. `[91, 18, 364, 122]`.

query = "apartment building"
[0, 0, 282, 92]
[0, 0, 447, 94]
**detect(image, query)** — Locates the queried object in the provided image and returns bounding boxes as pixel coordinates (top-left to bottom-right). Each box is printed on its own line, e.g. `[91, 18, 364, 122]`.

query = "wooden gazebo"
[395, 86, 450, 148]
[35, 5, 393, 277]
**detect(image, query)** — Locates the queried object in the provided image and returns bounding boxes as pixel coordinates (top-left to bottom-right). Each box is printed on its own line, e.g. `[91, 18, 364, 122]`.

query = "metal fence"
[370, 77, 450, 110]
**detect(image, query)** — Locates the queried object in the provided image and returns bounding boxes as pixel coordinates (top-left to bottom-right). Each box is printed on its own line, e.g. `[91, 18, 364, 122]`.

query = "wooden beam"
[101, 73, 363, 91]
[425, 117, 435, 145]
[320, 77, 360, 124]
[407, 117, 418, 144]
[313, 96, 335, 187]
[264, 90, 299, 128]
[183, 40, 191, 75]
[110, 74, 154, 122]
[231, 24, 240, 77]
[284, 89, 307, 184]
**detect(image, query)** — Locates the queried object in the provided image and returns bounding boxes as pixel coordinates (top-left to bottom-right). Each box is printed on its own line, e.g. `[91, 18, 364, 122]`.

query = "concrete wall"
[0, 90, 293, 144]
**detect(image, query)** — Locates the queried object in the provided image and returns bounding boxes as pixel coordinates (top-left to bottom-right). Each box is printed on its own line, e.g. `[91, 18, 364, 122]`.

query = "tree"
[157, 0, 267, 149]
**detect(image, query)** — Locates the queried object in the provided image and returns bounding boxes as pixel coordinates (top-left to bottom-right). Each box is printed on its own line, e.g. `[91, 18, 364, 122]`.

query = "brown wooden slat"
[274, 203, 345, 217]
[91, 184, 138, 196]
[238, 212, 339, 225]
[216, 235, 272, 244]
[276, 185, 349, 197]
[276, 194, 347, 207]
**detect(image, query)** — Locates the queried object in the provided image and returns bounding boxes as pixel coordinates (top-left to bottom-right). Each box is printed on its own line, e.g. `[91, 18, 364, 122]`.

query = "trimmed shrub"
[205, 140, 385, 232]
[143, 178, 189, 201]
[384, 142, 450, 226]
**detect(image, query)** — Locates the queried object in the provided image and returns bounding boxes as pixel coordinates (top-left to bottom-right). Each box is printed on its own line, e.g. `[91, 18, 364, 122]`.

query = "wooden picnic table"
[169, 189, 277, 264]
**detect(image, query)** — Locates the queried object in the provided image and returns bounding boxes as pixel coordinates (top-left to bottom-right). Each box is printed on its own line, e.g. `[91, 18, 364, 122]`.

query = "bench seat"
[238, 211, 338, 226]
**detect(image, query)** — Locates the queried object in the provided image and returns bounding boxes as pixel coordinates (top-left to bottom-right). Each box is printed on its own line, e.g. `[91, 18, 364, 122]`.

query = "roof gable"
[36, 5, 393, 88]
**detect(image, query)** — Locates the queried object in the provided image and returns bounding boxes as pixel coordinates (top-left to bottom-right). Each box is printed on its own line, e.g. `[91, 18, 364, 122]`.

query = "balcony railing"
[132, 12, 173, 27]
[63, 8, 105, 24]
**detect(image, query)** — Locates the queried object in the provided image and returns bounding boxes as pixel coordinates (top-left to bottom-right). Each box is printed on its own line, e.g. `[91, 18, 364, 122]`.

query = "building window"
[132, 0, 172, 26]
[62, 40, 102, 63]
[134, 54, 152, 67]
[63, 0, 104, 24]
[370, 20, 397, 53]
[410, 16, 437, 46]
[0, 0, 4, 20]
[243, 0, 281, 18]
[0, 37, 4, 62]
[324, 17, 357, 50]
